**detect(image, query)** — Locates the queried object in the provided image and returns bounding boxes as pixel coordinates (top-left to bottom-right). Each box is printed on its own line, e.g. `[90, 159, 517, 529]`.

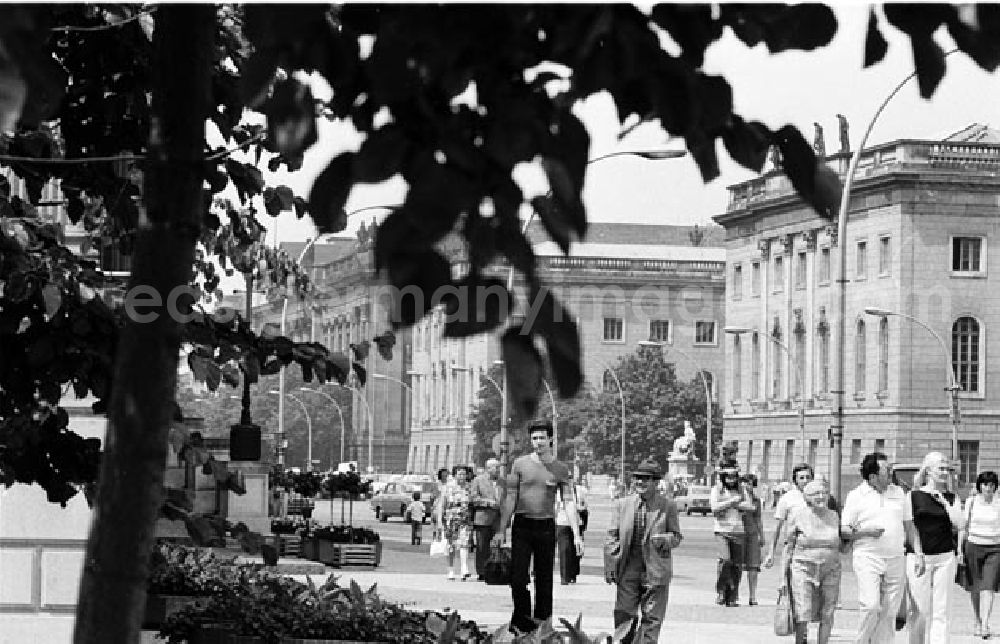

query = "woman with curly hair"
[437, 464, 474, 580]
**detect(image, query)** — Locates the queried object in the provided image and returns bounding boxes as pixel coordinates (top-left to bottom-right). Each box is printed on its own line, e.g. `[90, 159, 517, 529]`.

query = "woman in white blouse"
[957, 470, 1000, 638]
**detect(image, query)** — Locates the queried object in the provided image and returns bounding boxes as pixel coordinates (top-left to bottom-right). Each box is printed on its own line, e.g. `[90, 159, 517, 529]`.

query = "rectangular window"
[795, 252, 807, 289]
[732, 335, 742, 400]
[819, 247, 831, 284]
[773, 255, 784, 292]
[958, 440, 980, 486]
[747, 440, 754, 469]
[879, 235, 891, 276]
[874, 438, 885, 453]
[762, 439, 772, 478]
[783, 440, 795, 480]
[818, 332, 830, 396]
[694, 321, 717, 345]
[649, 319, 671, 343]
[952, 236, 985, 274]
[856, 240, 868, 280]
[751, 262, 761, 296]
[751, 334, 761, 399]
[808, 439, 818, 467]
[603, 317, 623, 342]
[850, 439, 861, 464]
[733, 264, 743, 299]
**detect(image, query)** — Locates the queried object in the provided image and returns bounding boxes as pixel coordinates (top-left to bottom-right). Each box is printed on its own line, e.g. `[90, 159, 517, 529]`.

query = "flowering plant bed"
[311, 525, 379, 545]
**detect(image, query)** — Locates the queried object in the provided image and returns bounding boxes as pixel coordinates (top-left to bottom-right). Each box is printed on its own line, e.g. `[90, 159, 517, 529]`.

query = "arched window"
[751, 333, 761, 399]
[952, 316, 981, 393]
[855, 319, 867, 393]
[732, 335, 742, 400]
[878, 317, 889, 393]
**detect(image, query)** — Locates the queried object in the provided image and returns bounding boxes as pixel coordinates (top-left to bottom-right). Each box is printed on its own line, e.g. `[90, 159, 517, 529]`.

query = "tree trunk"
[74, 7, 213, 643]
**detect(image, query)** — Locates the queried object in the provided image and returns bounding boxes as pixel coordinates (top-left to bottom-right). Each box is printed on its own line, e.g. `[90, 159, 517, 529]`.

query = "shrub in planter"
[271, 516, 309, 535]
[312, 525, 379, 545]
[148, 543, 240, 596]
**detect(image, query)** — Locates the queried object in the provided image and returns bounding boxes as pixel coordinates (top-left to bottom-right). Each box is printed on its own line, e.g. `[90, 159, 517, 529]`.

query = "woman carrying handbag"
[958, 470, 1000, 638]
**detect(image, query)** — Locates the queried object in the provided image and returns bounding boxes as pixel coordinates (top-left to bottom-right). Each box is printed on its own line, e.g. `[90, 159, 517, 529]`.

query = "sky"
[251, 4, 1000, 249]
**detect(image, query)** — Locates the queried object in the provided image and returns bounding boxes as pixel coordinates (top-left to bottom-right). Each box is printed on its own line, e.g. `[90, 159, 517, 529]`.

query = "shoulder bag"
[774, 566, 795, 636]
[956, 495, 975, 591]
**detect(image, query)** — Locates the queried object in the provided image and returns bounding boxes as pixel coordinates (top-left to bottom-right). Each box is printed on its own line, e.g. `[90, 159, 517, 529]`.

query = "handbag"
[956, 495, 976, 590]
[483, 545, 512, 585]
[429, 533, 448, 558]
[774, 572, 795, 637]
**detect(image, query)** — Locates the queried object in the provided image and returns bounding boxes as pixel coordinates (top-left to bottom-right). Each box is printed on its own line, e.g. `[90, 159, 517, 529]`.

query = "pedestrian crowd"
[406, 433, 994, 643]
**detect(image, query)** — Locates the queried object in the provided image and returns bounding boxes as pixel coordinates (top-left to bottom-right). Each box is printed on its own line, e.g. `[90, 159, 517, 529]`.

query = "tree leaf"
[522, 287, 582, 399]
[386, 249, 452, 327]
[262, 77, 318, 158]
[308, 153, 354, 233]
[442, 275, 512, 338]
[864, 8, 889, 68]
[772, 125, 840, 220]
[721, 117, 771, 173]
[501, 327, 543, 421]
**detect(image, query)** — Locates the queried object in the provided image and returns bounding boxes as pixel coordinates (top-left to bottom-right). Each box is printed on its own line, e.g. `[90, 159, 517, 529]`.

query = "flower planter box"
[270, 533, 302, 557]
[142, 594, 210, 629]
[190, 624, 265, 644]
[316, 540, 382, 568]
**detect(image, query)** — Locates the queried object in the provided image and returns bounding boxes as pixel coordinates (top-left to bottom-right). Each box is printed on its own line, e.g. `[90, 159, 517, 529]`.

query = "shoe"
[560, 581, 569, 585]
[725, 600, 739, 607]
[974, 623, 983, 638]
[461, 573, 471, 581]
[716, 594, 725, 605]
[477, 575, 486, 582]
[748, 600, 758, 606]
[447, 571, 456, 581]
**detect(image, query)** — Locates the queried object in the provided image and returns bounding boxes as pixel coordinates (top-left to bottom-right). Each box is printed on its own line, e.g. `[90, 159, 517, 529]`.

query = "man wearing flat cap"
[603, 457, 682, 644]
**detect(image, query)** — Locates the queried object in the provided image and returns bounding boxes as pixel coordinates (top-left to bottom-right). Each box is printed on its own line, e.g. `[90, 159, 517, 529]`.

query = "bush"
[311, 525, 379, 544]
[147, 543, 239, 596]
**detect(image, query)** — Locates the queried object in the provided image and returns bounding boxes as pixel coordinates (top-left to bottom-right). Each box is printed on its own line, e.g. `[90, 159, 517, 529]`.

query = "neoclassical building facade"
[715, 124, 1000, 488]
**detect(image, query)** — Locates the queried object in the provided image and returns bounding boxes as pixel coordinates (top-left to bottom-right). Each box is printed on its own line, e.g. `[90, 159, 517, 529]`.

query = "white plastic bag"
[429, 534, 448, 558]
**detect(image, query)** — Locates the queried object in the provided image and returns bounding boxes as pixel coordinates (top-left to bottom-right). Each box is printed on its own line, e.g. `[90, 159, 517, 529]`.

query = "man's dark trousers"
[473, 523, 495, 576]
[510, 515, 556, 632]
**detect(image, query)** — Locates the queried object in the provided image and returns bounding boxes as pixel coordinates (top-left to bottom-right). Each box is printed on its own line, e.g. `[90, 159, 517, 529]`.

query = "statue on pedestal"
[670, 421, 697, 459]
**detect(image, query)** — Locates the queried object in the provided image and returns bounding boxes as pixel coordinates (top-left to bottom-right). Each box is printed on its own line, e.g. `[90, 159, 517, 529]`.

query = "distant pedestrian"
[603, 457, 682, 644]
[493, 421, 583, 635]
[470, 458, 502, 581]
[438, 464, 474, 581]
[710, 459, 755, 606]
[786, 480, 843, 644]
[741, 474, 765, 606]
[957, 470, 1000, 638]
[407, 491, 427, 545]
[904, 451, 964, 644]
[841, 452, 919, 644]
[556, 476, 588, 585]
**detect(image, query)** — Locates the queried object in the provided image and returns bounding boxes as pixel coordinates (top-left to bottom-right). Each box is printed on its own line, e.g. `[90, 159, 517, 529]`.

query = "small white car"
[674, 485, 713, 516]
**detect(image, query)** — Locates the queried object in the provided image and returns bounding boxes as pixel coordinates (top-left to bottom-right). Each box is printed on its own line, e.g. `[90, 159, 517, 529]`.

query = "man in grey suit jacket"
[604, 457, 682, 644]
[469, 457, 501, 580]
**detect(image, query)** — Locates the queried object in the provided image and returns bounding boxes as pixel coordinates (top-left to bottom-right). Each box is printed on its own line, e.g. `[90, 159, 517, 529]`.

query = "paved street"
[305, 489, 982, 642]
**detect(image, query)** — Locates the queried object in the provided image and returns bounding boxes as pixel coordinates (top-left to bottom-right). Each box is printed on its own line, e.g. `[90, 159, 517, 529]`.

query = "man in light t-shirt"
[841, 452, 921, 644]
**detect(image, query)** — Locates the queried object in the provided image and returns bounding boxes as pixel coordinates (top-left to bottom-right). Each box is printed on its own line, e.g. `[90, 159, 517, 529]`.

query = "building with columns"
[715, 124, 1000, 488]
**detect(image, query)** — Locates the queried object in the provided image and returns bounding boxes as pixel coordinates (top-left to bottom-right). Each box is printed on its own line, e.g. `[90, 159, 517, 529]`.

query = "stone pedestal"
[667, 454, 693, 479]
[226, 461, 271, 534]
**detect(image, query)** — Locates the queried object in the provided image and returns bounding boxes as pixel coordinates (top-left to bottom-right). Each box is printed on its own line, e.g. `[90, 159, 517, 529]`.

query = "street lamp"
[275, 204, 402, 467]
[269, 390, 313, 471]
[725, 326, 807, 462]
[496, 148, 687, 486]
[299, 387, 346, 465]
[493, 359, 559, 454]
[830, 49, 960, 502]
[637, 340, 713, 470]
[864, 306, 960, 461]
[372, 373, 414, 472]
[326, 382, 373, 471]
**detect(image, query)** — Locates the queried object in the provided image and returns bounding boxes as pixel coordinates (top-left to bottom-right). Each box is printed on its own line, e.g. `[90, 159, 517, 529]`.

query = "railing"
[539, 256, 725, 273]
[728, 139, 1000, 211]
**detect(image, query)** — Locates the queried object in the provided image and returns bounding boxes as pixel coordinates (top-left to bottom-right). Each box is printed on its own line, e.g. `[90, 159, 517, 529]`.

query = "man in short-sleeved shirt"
[841, 452, 916, 644]
[494, 422, 583, 635]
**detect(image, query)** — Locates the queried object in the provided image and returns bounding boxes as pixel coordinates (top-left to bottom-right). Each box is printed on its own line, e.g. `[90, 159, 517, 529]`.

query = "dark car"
[675, 485, 713, 516]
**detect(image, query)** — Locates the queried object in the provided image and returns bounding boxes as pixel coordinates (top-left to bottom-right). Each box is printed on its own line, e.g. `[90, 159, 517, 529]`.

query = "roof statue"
[669, 420, 697, 459]
[768, 144, 782, 171]
[813, 122, 826, 159]
[688, 225, 705, 247]
[836, 113, 850, 153]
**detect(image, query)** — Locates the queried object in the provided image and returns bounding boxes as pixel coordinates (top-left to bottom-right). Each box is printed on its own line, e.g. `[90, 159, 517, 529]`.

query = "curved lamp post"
[326, 382, 374, 471]
[270, 390, 313, 471]
[830, 49, 960, 502]
[637, 340, 713, 470]
[275, 204, 402, 466]
[299, 387, 346, 465]
[496, 148, 687, 485]
[725, 326, 807, 462]
[864, 306, 960, 461]
[595, 363, 627, 489]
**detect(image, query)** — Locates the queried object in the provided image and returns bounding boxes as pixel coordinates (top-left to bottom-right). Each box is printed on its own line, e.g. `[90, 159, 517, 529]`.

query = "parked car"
[674, 484, 713, 516]
[369, 481, 439, 522]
